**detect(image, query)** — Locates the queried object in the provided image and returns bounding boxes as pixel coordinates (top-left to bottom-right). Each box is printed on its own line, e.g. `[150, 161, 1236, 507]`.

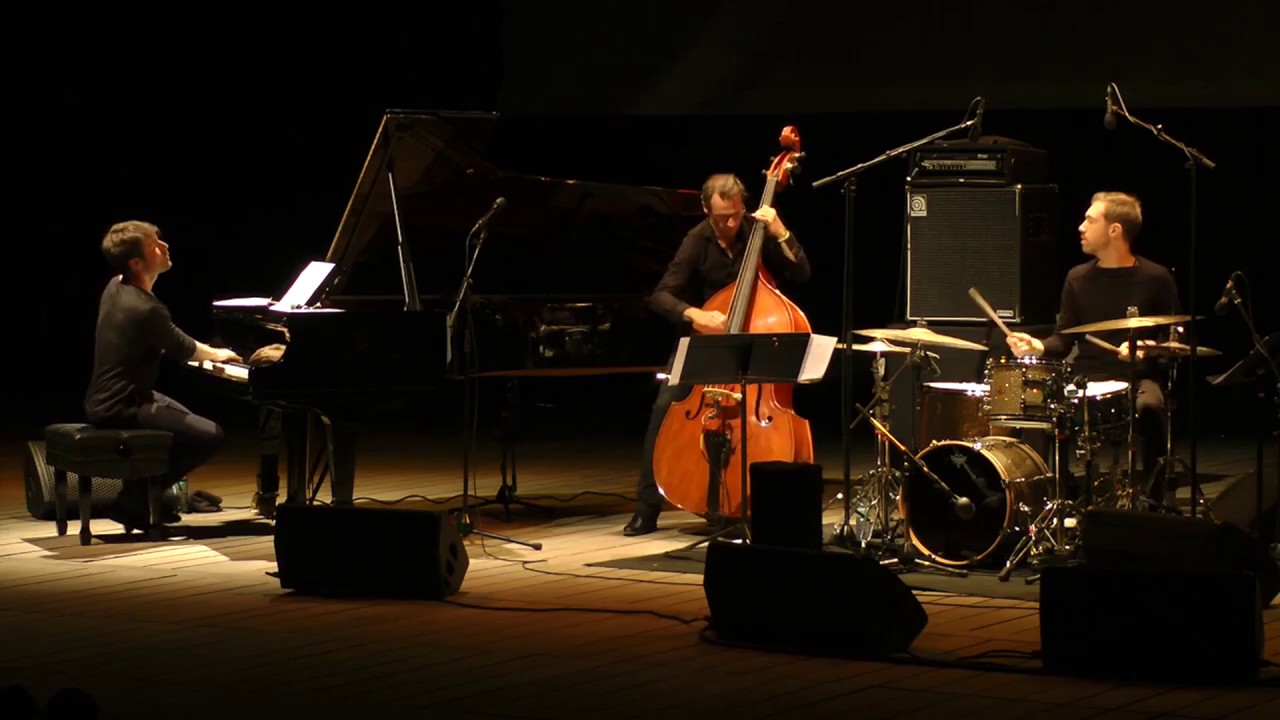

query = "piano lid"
[318, 109, 705, 305]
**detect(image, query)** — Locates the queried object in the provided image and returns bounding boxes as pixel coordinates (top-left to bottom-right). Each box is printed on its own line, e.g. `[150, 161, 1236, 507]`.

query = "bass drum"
[900, 437, 1052, 567]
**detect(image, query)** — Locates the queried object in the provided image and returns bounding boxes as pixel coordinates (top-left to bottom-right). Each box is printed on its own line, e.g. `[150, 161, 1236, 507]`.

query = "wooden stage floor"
[1, 423, 1277, 719]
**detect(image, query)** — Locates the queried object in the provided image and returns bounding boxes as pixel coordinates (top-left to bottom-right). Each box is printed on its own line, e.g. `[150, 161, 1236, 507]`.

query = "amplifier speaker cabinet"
[906, 184, 1059, 324]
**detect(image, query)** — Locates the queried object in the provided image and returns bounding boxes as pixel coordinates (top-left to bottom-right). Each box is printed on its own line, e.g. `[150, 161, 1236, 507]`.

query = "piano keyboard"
[188, 359, 250, 382]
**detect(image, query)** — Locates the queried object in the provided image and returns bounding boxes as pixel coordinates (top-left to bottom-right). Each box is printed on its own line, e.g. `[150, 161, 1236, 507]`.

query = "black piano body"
[193, 109, 704, 508]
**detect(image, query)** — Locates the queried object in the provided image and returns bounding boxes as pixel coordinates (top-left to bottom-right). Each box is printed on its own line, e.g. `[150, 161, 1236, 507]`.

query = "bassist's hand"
[685, 308, 727, 334]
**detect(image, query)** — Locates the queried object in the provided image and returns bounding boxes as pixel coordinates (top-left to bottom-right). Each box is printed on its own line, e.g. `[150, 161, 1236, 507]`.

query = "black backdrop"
[8, 4, 1278, 451]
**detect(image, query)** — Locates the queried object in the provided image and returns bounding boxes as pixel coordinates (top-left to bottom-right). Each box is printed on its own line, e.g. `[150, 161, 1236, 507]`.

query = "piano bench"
[43, 424, 174, 546]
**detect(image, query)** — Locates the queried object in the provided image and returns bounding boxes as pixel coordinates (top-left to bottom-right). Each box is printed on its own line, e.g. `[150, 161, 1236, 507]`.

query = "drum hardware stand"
[1106, 82, 1216, 510]
[1147, 330, 1202, 515]
[854, 404, 969, 577]
[812, 102, 983, 566]
[999, 413, 1082, 583]
[837, 344, 936, 554]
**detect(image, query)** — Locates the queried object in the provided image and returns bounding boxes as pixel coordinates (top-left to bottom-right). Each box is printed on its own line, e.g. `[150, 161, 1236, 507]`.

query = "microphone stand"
[447, 224, 542, 551]
[813, 106, 981, 538]
[1222, 276, 1280, 544]
[1107, 82, 1216, 516]
[854, 403, 970, 578]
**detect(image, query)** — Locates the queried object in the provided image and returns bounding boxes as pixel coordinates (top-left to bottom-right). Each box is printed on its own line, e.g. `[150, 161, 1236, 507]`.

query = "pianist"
[623, 174, 812, 536]
[83, 220, 242, 529]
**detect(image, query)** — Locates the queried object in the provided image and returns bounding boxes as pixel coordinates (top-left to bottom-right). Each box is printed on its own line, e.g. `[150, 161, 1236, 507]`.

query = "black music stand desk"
[667, 331, 836, 545]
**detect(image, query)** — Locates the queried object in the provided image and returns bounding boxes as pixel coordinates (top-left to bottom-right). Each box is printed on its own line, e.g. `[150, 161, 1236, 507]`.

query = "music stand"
[667, 332, 835, 552]
[1208, 332, 1280, 543]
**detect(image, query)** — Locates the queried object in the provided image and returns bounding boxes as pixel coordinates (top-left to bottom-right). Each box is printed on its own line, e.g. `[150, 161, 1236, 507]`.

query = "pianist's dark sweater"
[1039, 256, 1180, 381]
[84, 277, 198, 425]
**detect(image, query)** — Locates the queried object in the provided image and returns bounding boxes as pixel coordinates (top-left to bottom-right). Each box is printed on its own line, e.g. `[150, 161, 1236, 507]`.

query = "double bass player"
[623, 172, 812, 536]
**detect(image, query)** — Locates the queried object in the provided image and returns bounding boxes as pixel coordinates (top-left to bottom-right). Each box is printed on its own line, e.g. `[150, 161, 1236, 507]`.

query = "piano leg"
[283, 407, 311, 507]
[253, 406, 283, 519]
[324, 415, 359, 507]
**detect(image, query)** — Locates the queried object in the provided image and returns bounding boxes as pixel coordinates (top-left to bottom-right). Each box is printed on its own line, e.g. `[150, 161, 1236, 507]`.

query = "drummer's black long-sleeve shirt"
[1039, 256, 1181, 380]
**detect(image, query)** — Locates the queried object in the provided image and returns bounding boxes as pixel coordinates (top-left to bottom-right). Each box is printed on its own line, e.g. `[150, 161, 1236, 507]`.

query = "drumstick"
[1085, 334, 1120, 354]
[968, 287, 1012, 337]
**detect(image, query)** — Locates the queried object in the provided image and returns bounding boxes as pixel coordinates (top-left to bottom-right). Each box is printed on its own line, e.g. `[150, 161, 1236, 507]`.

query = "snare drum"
[917, 382, 1015, 448]
[982, 357, 1071, 429]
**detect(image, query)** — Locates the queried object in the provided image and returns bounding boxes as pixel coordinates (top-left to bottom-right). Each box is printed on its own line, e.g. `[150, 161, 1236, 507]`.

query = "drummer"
[1006, 191, 1182, 511]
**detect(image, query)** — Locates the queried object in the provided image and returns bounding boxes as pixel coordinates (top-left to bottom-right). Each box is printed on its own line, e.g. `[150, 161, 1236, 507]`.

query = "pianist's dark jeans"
[636, 369, 693, 511]
[135, 392, 226, 482]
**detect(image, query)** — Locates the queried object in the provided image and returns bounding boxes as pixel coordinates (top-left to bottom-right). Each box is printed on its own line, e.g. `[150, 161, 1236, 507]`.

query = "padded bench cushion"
[43, 423, 173, 479]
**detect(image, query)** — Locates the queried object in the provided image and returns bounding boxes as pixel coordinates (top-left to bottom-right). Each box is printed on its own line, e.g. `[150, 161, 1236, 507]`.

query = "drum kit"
[835, 298, 1219, 583]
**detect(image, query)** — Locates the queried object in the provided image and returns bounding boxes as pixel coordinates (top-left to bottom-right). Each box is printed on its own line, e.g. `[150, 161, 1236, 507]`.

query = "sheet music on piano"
[212, 261, 342, 313]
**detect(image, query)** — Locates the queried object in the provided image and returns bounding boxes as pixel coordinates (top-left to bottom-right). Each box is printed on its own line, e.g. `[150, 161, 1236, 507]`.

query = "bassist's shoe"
[623, 505, 661, 536]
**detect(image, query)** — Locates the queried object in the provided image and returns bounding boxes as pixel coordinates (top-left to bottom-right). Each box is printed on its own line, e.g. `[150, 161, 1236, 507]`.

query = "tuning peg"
[793, 152, 807, 162]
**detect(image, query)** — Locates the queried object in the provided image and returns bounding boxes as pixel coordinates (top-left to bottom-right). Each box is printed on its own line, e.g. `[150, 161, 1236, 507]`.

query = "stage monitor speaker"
[749, 461, 824, 550]
[1211, 468, 1279, 537]
[703, 540, 927, 657]
[1039, 563, 1263, 683]
[1078, 508, 1280, 606]
[906, 184, 1058, 324]
[274, 503, 469, 599]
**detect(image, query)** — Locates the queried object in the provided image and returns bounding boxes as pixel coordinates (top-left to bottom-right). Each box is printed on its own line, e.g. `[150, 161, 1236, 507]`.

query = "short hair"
[102, 220, 158, 276]
[1091, 191, 1142, 243]
[701, 174, 747, 208]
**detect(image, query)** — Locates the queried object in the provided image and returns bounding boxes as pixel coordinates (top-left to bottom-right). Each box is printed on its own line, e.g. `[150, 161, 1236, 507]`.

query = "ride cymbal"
[852, 327, 987, 351]
[1143, 341, 1223, 357]
[1060, 315, 1199, 334]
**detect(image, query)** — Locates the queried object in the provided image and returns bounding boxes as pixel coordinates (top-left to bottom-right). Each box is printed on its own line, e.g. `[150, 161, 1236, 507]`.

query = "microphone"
[967, 97, 985, 142]
[470, 197, 507, 237]
[1214, 273, 1240, 316]
[1104, 85, 1117, 130]
[853, 404, 974, 519]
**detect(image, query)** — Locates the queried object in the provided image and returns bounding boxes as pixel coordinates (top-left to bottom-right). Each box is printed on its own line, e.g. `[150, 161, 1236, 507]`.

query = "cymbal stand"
[1122, 308, 1142, 511]
[999, 410, 1081, 583]
[835, 346, 913, 552]
[1148, 327, 1202, 514]
[854, 400, 969, 578]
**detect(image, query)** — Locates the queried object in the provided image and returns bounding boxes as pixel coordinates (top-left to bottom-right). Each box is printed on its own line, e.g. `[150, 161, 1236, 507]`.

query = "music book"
[212, 261, 340, 313]
[667, 332, 837, 385]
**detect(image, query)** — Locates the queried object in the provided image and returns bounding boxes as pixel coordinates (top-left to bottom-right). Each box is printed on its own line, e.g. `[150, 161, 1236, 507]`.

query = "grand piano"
[190, 109, 705, 511]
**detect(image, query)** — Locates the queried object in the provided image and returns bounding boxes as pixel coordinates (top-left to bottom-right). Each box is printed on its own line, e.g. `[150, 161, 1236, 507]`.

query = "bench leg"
[54, 469, 68, 536]
[78, 475, 93, 546]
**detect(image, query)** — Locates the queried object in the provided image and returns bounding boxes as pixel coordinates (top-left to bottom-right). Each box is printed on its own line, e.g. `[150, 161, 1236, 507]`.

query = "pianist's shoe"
[623, 503, 661, 536]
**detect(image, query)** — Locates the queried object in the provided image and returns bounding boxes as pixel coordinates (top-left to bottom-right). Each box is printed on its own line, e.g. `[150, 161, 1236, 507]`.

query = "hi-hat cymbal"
[835, 340, 911, 354]
[853, 327, 987, 351]
[1061, 315, 1199, 334]
[1143, 341, 1223, 357]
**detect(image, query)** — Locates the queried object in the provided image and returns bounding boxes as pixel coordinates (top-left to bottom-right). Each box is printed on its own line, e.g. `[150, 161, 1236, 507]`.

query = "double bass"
[651, 126, 814, 521]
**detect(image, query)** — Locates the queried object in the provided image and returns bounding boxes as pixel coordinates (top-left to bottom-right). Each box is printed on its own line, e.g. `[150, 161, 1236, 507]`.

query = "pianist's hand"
[249, 344, 287, 367]
[211, 347, 242, 364]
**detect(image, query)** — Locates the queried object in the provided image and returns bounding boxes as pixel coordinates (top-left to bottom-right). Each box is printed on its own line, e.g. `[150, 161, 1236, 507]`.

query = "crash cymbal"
[1060, 315, 1199, 334]
[853, 327, 987, 351]
[1143, 341, 1223, 357]
[835, 340, 912, 354]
